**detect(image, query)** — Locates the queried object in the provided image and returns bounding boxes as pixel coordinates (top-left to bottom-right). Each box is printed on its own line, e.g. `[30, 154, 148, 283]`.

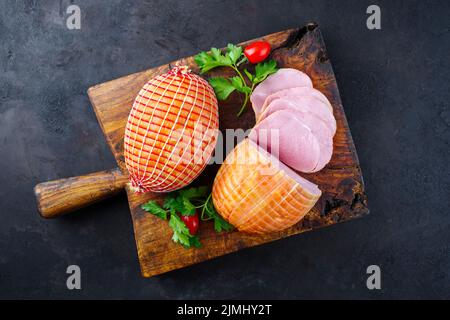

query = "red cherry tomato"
[181, 212, 199, 235]
[244, 41, 271, 64]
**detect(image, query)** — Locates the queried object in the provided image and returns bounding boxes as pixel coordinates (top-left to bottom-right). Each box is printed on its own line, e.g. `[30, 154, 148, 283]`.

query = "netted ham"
[212, 139, 321, 234]
[124, 66, 219, 193]
[250, 69, 313, 118]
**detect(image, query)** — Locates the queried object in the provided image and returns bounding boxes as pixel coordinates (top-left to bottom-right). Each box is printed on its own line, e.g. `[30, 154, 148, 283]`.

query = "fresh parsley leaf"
[194, 43, 279, 116]
[171, 232, 190, 247]
[179, 186, 209, 199]
[163, 194, 195, 216]
[209, 76, 252, 101]
[163, 195, 184, 214]
[145, 186, 233, 249]
[169, 213, 201, 248]
[243, 69, 254, 82]
[253, 59, 278, 84]
[210, 47, 230, 63]
[194, 48, 231, 73]
[226, 44, 243, 65]
[209, 77, 236, 100]
[204, 199, 234, 232]
[141, 201, 167, 220]
[180, 196, 197, 216]
[230, 76, 252, 94]
[164, 187, 208, 217]
[194, 44, 244, 74]
[188, 235, 202, 248]
[214, 218, 232, 233]
[178, 186, 209, 216]
[169, 213, 191, 246]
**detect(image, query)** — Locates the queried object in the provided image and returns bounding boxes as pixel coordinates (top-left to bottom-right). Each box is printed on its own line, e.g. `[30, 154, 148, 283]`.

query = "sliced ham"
[258, 96, 337, 135]
[260, 86, 333, 116]
[286, 110, 333, 172]
[250, 69, 313, 118]
[211, 68, 338, 234]
[212, 139, 321, 234]
[249, 109, 321, 173]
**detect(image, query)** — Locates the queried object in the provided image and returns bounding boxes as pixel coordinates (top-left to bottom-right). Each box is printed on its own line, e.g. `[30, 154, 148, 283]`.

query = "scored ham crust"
[124, 66, 219, 193]
[212, 139, 321, 234]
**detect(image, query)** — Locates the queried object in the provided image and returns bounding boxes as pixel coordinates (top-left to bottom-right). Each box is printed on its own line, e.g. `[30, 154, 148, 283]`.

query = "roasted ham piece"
[124, 66, 219, 193]
[212, 139, 321, 234]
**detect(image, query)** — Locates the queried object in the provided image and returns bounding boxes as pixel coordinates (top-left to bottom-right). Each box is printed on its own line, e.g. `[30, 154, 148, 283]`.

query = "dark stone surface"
[0, 0, 448, 299]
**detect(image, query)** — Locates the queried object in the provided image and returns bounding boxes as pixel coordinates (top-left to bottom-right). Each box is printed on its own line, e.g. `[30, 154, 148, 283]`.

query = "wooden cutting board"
[87, 23, 369, 278]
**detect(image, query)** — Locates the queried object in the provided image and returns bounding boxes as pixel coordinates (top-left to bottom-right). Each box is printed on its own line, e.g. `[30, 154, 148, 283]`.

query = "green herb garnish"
[194, 44, 278, 116]
[141, 186, 233, 248]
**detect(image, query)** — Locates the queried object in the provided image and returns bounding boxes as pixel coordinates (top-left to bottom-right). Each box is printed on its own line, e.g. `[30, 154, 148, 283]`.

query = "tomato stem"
[236, 56, 248, 67]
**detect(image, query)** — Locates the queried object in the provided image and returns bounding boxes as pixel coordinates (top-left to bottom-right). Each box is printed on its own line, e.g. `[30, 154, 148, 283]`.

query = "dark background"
[0, 0, 448, 299]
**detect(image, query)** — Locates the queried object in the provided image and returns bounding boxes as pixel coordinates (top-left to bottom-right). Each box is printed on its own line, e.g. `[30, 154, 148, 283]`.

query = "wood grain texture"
[34, 168, 128, 218]
[87, 23, 369, 277]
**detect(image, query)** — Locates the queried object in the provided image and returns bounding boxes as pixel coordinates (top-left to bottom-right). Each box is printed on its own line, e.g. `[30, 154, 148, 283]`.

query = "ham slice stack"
[249, 68, 336, 173]
[213, 68, 336, 234]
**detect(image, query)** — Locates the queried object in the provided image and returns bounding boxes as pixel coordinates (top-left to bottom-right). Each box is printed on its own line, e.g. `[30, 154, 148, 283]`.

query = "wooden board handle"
[34, 168, 128, 218]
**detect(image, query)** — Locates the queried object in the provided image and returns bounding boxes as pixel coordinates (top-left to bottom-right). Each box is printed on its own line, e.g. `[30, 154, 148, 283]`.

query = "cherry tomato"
[244, 41, 271, 64]
[181, 212, 199, 235]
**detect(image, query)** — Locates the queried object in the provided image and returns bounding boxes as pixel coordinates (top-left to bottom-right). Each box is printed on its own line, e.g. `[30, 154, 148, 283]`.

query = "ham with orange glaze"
[212, 139, 321, 234]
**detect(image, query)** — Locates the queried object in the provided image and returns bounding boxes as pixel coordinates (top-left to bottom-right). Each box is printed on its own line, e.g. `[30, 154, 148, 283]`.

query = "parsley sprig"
[194, 44, 278, 116]
[199, 193, 234, 233]
[169, 213, 201, 248]
[141, 186, 233, 248]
